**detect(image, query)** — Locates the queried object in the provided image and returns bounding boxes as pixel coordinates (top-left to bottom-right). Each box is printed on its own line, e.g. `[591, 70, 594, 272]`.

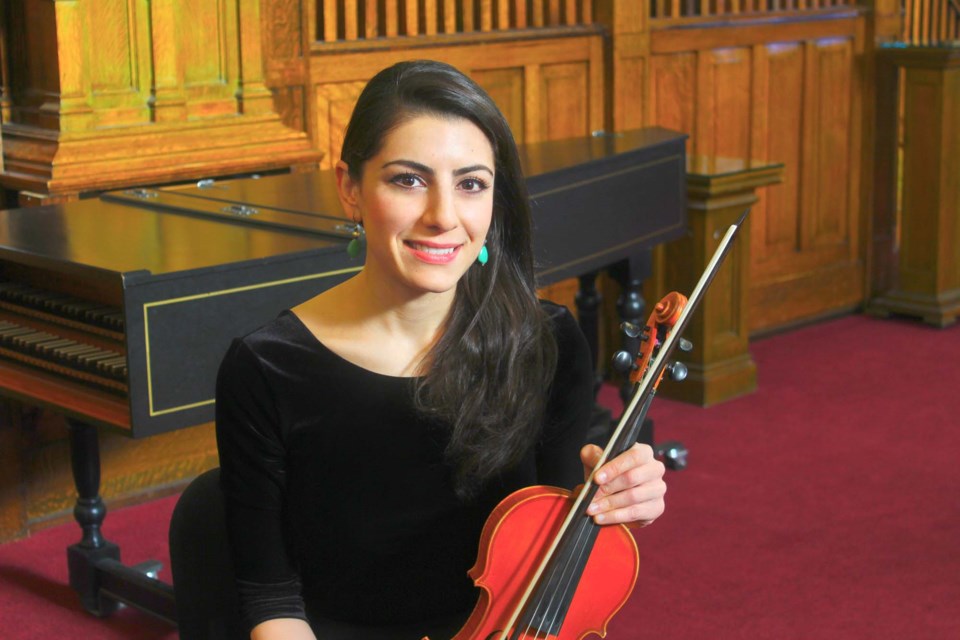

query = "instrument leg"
[65, 418, 177, 624]
[575, 271, 603, 393]
[66, 418, 121, 617]
[575, 272, 615, 445]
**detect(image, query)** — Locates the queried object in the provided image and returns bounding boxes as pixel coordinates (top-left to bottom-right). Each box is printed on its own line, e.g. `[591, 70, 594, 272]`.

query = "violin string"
[498, 487, 596, 639]
[540, 515, 595, 636]
[522, 520, 581, 636]
[519, 502, 597, 638]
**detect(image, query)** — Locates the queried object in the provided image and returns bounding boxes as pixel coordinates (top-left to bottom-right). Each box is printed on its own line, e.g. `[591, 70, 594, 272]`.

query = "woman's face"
[337, 114, 495, 300]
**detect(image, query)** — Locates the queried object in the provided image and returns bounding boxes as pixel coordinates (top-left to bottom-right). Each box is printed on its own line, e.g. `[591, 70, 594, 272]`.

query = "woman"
[215, 60, 666, 640]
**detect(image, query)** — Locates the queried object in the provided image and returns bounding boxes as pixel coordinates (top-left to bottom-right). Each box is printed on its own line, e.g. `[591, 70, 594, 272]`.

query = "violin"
[425, 214, 749, 640]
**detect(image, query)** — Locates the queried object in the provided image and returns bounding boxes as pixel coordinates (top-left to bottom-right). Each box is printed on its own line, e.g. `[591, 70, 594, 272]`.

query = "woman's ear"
[335, 160, 361, 220]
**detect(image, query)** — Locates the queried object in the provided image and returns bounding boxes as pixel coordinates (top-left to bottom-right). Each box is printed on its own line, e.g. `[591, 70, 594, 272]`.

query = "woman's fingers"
[581, 443, 666, 527]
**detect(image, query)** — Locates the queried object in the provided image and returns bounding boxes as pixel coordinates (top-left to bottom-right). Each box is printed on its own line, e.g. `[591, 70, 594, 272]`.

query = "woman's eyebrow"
[382, 159, 493, 176]
[382, 159, 433, 174]
[454, 164, 494, 177]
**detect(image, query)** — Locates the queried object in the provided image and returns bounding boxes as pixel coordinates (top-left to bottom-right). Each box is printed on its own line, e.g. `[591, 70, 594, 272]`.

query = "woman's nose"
[422, 188, 458, 230]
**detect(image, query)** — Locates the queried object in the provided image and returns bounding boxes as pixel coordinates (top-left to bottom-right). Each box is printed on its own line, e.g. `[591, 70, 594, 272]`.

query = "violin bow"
[496, 209, 750, 640]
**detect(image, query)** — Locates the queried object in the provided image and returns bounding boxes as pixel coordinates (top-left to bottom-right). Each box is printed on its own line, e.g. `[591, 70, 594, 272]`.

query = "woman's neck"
[347, 268, 454, 336]
[294, 269, 454, 377]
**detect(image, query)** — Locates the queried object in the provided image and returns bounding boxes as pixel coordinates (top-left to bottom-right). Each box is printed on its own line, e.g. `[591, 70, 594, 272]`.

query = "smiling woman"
[202, 60, 668, 640]
[335, 115, 495, 304]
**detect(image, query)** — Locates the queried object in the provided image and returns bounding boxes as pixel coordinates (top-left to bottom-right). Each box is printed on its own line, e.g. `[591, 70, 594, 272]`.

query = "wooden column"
[595, 0, 649, 131]
[862, 0, 904, 300]
[868, 46, 960, 327]
[654, 157, 783, 406]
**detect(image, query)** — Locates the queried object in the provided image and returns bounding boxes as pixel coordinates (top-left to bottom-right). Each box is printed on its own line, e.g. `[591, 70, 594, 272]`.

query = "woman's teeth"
[410, 243, 455, 255]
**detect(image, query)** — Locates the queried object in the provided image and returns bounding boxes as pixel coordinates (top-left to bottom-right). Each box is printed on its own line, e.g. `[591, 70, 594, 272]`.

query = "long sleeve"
[215, 338, 308, 631]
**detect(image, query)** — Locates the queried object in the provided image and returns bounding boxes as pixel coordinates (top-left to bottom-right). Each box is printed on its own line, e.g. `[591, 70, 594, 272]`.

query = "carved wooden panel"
[181, 0, 238, 117]
[805, 38, 856, 253]
[87, 0, 153, 127]
[616, 52, 646, 130]
[540, 61, 591, 140]
[473, 67, 526, 142]
[697, 47, 752, 160]
[753, 42, 804, 267]
[649, 52, 696, 147]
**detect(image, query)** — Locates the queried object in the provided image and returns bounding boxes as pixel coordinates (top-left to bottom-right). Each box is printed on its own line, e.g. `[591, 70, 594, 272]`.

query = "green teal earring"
[477, 243, 489, 266]
[346, 222, 364, 259]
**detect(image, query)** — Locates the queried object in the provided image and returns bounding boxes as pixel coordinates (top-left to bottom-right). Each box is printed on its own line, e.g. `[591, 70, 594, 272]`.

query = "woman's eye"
[391, 173, 424, 188]
[460, 177, 490, 193]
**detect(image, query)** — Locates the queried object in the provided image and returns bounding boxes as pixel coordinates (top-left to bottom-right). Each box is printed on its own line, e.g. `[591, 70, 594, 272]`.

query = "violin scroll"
[622, 292, 689, 387]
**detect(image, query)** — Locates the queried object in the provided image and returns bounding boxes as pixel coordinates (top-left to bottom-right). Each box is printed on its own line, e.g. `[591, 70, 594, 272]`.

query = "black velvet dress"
[214, 301, 595, 638]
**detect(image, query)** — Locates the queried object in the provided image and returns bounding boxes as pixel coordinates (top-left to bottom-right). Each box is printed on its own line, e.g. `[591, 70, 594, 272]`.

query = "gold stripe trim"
[143, 266, 362, 417]
[536, 219, 685, 280]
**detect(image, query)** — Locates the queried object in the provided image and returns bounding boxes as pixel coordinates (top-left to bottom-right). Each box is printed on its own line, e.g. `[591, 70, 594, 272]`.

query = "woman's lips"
[404, 240, 463, 264]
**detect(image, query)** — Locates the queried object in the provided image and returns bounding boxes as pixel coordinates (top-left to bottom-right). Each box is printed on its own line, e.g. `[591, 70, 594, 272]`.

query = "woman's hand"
[581, 443, 666, 528]
[251, 618, 317, 640]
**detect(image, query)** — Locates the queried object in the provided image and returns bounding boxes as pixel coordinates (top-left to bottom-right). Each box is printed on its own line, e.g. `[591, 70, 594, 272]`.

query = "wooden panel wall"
[308, 38, 604, 169]
[644, 13, 868, 332]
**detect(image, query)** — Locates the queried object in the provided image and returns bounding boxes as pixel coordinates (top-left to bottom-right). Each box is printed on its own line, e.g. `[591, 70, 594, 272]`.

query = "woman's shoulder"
[220, 311, 318, 372]
[538, 299, 584, 344]
[230, 310, 308, 350]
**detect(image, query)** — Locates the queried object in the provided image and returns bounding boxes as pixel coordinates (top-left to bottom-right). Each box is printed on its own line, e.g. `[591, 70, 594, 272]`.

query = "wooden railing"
[316, 0, 594, 42]
[902, 0, 960, 44]
[650, 0, 856, 20]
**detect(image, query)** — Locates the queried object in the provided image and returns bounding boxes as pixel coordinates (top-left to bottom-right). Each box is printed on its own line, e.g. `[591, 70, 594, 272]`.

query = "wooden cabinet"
[0, 0, 319, 205]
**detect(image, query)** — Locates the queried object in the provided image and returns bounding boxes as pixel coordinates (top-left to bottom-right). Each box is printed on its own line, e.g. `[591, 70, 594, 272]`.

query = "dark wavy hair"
[341, 60, 558, 499]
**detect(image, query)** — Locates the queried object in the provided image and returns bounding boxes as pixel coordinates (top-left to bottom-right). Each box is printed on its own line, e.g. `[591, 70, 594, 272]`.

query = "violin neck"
[611, 389, 657, 459]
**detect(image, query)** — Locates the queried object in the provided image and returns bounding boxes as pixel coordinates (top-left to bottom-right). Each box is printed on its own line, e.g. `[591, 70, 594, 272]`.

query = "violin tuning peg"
[620, 321, 643, 339]
[678, 338, 693, 352]
[667, 361, 688, 382]
[611, 350, 635, 375]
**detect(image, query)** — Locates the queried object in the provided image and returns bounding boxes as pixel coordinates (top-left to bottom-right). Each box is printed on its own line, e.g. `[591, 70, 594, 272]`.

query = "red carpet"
[607, 313, 960, 639]
[1, 313, 959, 638]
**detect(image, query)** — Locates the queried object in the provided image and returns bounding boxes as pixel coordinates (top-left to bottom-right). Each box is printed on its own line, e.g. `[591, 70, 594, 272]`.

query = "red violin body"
[425, 485, 639, 640]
